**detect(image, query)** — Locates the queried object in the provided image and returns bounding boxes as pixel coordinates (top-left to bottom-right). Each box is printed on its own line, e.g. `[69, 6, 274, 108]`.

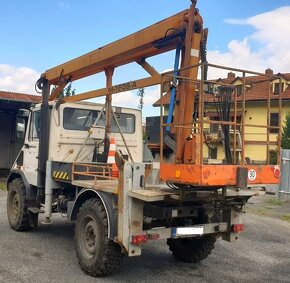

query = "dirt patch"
[246, 193, 290, 223]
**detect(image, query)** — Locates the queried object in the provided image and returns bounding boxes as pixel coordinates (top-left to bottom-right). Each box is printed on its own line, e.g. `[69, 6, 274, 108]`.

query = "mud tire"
[167, 235, 216, 263]
[7, 178, 31, 231]
[75, 198, 122, 277]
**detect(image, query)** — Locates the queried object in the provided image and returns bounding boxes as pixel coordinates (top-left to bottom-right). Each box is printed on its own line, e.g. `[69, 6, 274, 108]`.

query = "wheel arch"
[7, 170, 30, 190]
[6, 170, 38, 201]
[70, 189, 117, 240]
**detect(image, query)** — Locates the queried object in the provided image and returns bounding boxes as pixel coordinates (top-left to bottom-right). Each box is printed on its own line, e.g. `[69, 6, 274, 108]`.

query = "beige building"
[152, 69, 290, 164]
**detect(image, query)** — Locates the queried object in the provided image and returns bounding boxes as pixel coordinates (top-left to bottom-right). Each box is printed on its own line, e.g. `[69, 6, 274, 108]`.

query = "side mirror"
[16, 109, 30, 139]
[16, 118, 26, 139]
[18, 108, 30, 118]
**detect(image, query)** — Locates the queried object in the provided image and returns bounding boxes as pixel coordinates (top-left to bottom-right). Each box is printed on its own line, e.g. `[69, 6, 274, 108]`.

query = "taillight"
[131, 235, 148, 245]
[232, 224, 244, 233]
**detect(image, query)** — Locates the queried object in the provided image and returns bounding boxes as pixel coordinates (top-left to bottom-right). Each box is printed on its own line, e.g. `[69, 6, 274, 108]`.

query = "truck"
[6, 1, 281, 277]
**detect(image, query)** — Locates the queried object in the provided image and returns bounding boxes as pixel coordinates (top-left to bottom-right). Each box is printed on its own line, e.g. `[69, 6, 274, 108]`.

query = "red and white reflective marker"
[273, 165, 280, 178]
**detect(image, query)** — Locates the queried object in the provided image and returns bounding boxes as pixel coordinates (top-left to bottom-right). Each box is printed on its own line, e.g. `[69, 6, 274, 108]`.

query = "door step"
[28, 207, 44, 214]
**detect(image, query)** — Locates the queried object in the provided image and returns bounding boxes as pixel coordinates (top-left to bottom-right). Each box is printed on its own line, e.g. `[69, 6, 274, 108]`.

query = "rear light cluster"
[131, 235, 148, 245]
[131, 233, 160, 245]
[232, 224, 244, 233]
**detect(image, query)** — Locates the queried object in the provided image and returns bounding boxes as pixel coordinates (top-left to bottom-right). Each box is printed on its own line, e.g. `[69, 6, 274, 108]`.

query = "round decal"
[248, 169, 257, 181]
[273, 165, 280, 178]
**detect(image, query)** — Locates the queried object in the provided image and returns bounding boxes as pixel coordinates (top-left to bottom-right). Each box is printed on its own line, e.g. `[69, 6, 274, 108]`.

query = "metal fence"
[279, 149, 290, 199]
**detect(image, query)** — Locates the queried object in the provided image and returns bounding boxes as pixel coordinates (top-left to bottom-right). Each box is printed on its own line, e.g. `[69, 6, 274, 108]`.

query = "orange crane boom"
[43, 7, 202, 87]
[41, 2, 204, 161]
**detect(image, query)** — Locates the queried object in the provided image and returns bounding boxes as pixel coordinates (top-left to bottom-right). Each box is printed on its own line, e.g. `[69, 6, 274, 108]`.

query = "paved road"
[1, 190, 290, 283]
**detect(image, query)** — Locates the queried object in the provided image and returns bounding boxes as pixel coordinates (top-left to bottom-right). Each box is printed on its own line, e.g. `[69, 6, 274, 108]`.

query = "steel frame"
[159, 62, 282, 186]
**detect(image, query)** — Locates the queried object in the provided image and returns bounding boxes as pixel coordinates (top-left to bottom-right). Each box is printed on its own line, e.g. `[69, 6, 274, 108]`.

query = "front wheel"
[167, 235, 216, 263]
[7, 178, 33, 231]
[74, 198, 122, 277]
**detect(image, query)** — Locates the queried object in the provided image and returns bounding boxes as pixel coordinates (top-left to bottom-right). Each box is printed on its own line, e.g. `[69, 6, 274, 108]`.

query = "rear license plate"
[172, 226, 204, 237]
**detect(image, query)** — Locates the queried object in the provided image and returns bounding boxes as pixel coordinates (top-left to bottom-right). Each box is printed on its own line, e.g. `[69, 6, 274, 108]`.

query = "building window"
[274, 82, 284, 95]
[236, 85, 243, 96]
[269, 113, 279, 133]
[209, 148, 217, 159]
[210, 117, 219, 133]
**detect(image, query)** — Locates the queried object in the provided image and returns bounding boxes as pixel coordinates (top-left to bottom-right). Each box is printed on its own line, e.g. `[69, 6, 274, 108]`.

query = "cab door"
[22, 110, 41, 186]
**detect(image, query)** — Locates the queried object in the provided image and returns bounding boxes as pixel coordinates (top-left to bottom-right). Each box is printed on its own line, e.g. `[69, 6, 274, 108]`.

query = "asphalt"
[1, 190, 290, 283]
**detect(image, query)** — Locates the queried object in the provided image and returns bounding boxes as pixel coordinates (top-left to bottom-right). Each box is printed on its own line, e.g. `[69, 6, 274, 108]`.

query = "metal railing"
[159, 62, 282, 166]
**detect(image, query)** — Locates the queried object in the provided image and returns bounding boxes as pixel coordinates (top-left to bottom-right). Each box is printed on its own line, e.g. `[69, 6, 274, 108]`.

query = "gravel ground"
[1, 190, 290, 283]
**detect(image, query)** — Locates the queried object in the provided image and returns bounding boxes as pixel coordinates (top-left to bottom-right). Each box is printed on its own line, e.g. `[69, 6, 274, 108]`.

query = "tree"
[137, 88, 146, 140]
[51, 83, 76, 99]
[137, 88, 144, 113]
[63, 83, 76, 98]
[281, 112, 290, 149]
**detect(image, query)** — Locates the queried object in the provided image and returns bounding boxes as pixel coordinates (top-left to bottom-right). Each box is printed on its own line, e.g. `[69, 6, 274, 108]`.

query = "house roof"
[0, 91, 41, 103]
[153, 93, 171, 107]
[153, 71, 290, 106]
[278, 73, 290, 81]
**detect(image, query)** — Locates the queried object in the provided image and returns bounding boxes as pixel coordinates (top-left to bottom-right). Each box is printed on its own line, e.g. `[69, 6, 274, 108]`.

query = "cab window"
[29, 111, 41, 141]
[63, 107, 135, 134]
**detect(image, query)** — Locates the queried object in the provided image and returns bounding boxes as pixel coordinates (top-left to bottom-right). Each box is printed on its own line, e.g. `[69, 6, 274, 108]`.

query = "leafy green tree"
[281, 112, 290, 149]
[51, 83, 76, 99]
[269, 150, 278, 165]
[62, 83, 76, 98]
[137, 88, 146, 140]
[137, 88, 144, 113]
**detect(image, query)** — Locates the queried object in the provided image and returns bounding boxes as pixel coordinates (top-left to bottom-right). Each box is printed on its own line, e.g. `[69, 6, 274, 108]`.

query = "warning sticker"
[248, 169, 257, 181]
[190, 48, 199, 57]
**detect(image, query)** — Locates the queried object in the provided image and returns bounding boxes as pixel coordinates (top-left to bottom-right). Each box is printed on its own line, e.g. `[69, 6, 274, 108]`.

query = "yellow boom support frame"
[41, 2, 204, 164]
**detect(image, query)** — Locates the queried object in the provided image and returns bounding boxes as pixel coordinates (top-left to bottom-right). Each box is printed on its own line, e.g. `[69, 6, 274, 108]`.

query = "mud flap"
[222, 209, 243, 242]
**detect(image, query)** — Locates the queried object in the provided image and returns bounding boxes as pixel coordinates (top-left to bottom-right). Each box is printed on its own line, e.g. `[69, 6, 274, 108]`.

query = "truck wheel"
[167, 235, 216, 263]
[75, 198, 122, 277]
[7, 178, 31, 231]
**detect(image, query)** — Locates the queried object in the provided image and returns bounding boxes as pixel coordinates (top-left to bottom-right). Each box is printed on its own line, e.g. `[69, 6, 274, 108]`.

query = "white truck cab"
[13, 101, 143, 187]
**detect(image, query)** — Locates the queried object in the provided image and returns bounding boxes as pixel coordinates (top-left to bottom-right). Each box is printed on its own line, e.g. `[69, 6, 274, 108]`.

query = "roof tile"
[0, 91, 41, 103]
[153, 72, 290, 106]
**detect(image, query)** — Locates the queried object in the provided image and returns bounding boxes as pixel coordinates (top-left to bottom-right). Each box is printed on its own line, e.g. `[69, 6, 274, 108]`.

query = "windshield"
[63, 107, 135, 134]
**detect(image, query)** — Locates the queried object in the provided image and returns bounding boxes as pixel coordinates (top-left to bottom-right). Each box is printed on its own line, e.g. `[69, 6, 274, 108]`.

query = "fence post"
[279, 149, 290, 200]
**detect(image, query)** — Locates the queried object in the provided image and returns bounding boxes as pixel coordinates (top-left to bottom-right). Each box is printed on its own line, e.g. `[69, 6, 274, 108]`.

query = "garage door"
[0, 112, 14, 169]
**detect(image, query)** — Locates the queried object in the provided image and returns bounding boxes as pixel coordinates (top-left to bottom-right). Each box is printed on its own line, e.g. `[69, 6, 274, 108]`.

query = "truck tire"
[75, 198, 122, 277]
[7, 178, 31, 231]
[167, 235, 216, 263]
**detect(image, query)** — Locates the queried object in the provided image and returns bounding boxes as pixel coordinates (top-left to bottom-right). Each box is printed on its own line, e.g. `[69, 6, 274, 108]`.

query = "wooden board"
[72, 179, 118, 194]
[128, 189, 176, 202]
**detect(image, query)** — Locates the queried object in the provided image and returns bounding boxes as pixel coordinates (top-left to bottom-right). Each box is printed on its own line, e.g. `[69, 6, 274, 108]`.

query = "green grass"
[247, 207, 270, 217]
[0, 182, 6, 190]
[265, 198, 282, 206]
[282, 214, 290, 223]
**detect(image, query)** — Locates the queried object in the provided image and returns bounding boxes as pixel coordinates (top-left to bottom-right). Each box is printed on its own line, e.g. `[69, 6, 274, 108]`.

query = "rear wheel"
[7, 178, 32, 231]
[75, 198, 122, 277]
[167, 235, 216, 263]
